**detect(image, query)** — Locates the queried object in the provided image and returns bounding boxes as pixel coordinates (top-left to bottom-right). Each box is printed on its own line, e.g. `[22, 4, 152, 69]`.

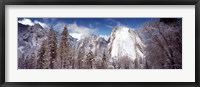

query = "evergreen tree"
[59, 25, 72, 69]
[25, 55, 29, 69]
[18, 54, 25, 69]
[86, 50, 94, 69]
[77, 48, 84, 69]
[28, 52, 36, 69]
[48, 27, 58, 69]
[37, 41, 46, 69]
[102, 50, 107, 69]
[60, 26, 68, 68]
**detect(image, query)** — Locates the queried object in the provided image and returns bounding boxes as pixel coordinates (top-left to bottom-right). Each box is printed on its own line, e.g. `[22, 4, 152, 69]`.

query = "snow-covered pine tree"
[66, 40, 73, 69]
[18, 54, 25, 69]
[59, 25, 73, 69]
[86, 50, 94, 69]
[77, 48, 84, 69]
[25, 54, 29, 69]
[48, 27, 58, 69]
[25, 53, 36, 69]
[28, 52, 36, 69]
[37, 40, 46, 69]
[102, 50, 107, 69]
[60, 26, 68, 68]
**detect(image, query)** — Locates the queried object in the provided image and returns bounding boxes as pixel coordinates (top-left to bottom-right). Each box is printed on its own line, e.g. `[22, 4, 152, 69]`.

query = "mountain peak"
[32, 23, 44, 29]
[108, 26, 144, 62]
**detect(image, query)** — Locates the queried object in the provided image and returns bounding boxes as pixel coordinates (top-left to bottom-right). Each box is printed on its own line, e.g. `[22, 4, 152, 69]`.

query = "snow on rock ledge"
[108, 26, 145, 62]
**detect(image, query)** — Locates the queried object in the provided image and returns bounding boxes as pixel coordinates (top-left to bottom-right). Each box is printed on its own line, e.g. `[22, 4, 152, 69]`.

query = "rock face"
[18, 23, 48, 58]
[107, 26, 145, 69]
[18, 23, 78, 58]
[18, 22, 146, 69]
[18, 22, 108, 69]
[77, 34, 108, 58]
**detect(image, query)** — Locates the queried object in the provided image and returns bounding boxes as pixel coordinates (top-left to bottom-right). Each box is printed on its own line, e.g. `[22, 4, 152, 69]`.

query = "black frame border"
[0, 0, 199, 87]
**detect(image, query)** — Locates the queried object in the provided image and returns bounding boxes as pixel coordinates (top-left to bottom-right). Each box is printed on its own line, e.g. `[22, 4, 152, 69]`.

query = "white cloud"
[106, 25, 114, 28]
[94, 22, 101, 25]
[100, 35, 109, 41]
[18, 18, 34, 26]
[106, 18, 118, 24]
[67, 22, 96, 36]
[89, 24, 93, 28]
[104, 18, 124, 29]
[69, 33, 82, 41]
[54, 22, 66, 31]
[67, 23, 112, 41]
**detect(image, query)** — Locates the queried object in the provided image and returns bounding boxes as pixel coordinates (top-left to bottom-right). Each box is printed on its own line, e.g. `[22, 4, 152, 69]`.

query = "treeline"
[140, 18, 182, 69]
[18, 26, 109, 69]
[18, 18, 182, 69]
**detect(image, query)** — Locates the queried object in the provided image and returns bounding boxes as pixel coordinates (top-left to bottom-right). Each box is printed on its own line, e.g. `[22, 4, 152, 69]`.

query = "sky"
[18, 18, 159, 40]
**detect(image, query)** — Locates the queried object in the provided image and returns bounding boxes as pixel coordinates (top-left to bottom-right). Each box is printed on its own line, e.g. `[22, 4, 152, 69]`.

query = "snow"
[18, 18, 34, 26]
[18, 46, 25, 53]
[77, 34, 108, 58]
[34, 20, 48, 28]
[99, 35, 109, 41]
[111, 27, 136, 60]
[69, 33, 82, 41]
[135, 35, 145, 48]
[136, 47, 144, 59]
